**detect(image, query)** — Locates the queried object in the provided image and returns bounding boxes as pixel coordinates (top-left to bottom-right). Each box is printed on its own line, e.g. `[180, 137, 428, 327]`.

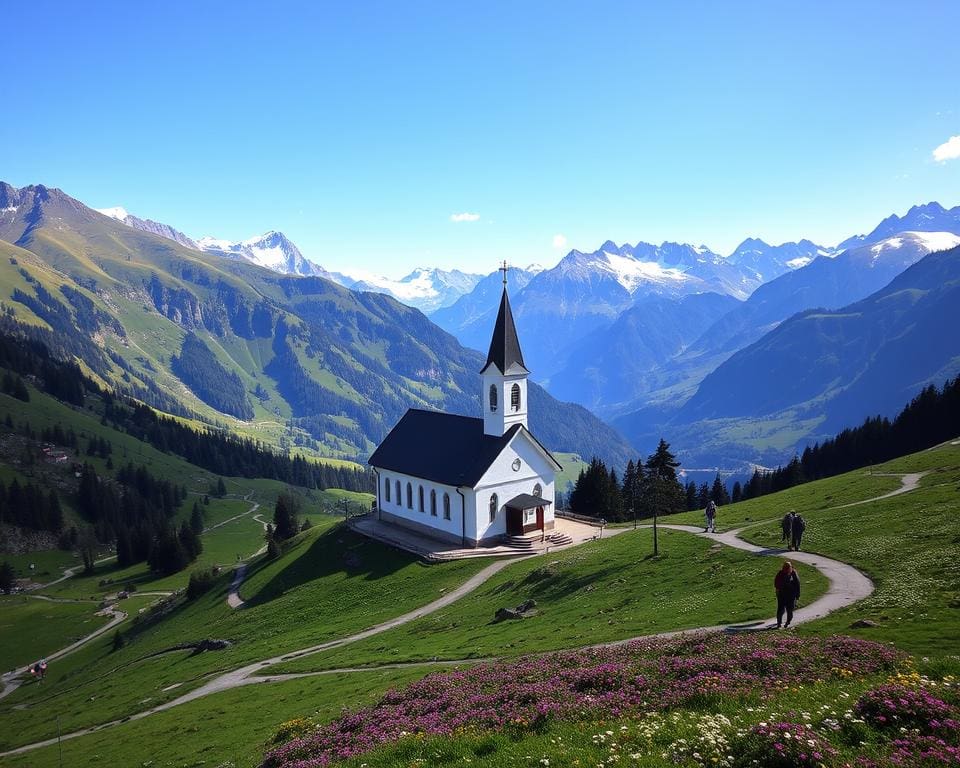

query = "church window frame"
[406, 482, 413, 509]
[533, 483, 542, 497]
[384, 477, 391, 503]
[443, 493, 451, 520]
[395, 480, 401, 506]
[489, 493, 498, 523]
[430, 489, 437, 516]
[511, 383, 521, 411]
[489, 384, 498, 412]
[418, 485, 425, 513]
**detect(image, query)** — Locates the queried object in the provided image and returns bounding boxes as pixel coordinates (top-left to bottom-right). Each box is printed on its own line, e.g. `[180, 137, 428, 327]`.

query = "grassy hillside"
[0, 184, 635, 466]
[269, 528, 828, 673]
[2, 438, 957, 767]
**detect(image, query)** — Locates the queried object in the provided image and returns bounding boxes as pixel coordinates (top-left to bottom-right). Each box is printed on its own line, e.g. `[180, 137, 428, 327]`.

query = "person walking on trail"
[781, 510, 795, 545]
[704, 499, 717, 533]
[791, 513, 807, 551]
[774, 561, 801, 628]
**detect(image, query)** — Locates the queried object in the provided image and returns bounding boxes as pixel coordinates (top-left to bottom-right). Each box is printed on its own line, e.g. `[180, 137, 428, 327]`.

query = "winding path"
[0, 473, 921, 759]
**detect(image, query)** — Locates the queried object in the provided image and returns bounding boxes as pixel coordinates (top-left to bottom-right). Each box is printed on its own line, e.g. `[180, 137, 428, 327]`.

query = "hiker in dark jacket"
[704, 500, 717, 533]
[774, 561, 801, 628]
[781, 511, 794, 546]
[791, 514, 806, 551]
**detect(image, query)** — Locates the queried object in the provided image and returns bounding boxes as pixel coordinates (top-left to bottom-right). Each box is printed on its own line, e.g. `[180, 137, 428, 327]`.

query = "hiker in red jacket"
[774, 561, 801, 629]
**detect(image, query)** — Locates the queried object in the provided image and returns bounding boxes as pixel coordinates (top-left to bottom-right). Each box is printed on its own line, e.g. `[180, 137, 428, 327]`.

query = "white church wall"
[474, 431, 557, 541]
[377, 471, 466, 545]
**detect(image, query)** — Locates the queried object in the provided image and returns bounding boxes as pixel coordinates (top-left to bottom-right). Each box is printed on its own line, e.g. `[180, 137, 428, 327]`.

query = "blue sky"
[2, 1, 958, 277]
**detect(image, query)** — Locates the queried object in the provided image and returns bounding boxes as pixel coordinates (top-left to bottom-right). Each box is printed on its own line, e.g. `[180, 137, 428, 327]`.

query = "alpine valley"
[3, 180, 960, 476]
[0, 181, 633, 469]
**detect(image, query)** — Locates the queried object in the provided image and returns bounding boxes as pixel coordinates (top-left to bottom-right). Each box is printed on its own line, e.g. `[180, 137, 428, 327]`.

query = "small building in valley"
[368, 268, 561, 547]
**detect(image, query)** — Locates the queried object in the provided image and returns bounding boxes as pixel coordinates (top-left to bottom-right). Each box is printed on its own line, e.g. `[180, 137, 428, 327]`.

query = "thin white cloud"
[450, 212, 480, 223]
[932, 135, 960, 162]
[552, 233, 567, 249]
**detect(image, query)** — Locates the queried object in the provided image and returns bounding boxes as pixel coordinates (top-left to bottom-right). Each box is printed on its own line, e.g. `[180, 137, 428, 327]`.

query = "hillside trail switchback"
[0, 472, 925, 759]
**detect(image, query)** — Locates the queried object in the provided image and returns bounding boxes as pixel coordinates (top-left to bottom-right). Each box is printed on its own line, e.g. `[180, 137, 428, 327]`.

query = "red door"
[536, 506, 544, 531]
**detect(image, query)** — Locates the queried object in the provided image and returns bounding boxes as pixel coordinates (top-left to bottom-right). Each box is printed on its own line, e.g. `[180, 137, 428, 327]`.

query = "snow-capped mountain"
[837, 202, 960, 251]
[96, 206, 199, 250]
[727, 237, 833, 280]
[431, 265, 540, 336]
[196, 231, 328, 277]
[339, 267, 485, 313]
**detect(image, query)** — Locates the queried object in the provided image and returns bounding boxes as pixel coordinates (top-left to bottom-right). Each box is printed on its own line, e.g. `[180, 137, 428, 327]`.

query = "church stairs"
[504, 535, 539, 551]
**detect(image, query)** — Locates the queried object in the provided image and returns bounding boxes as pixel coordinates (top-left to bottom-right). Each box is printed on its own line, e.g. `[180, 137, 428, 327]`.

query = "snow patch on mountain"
[601, 250, 691, 292]
[341, 267, 484, 312]
[869, 231, 960, 264]
[96, 206, 130, 221]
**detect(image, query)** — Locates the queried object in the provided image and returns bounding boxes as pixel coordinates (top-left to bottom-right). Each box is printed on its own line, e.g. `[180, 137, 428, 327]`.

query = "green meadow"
[1, 441, 958, 768]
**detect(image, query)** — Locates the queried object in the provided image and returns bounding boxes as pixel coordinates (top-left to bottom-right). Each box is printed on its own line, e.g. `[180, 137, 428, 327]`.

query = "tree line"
[741, 376, 960, 501]
[569, 439, 688, 521]
[0, 327, 374, 494]
[0, 477, 63, 533]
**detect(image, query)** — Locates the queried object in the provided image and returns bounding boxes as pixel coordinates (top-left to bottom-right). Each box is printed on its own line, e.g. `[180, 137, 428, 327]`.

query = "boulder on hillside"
[849, 619, 879, 629]
[494, 599, 538, 622]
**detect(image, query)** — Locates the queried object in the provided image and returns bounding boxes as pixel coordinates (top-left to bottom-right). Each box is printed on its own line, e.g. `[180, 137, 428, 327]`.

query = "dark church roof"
[368, 409, 558, 487]
[483, 288, 528, 375]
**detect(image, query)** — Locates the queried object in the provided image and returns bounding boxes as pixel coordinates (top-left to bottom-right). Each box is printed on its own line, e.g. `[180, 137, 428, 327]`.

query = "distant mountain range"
[431, 237, 828, 377]
[612, 230, 960, 468]
[13, 180, 960, 473]
[662, 240, 960, 468]
[0, 181, 635, 467]
[95, 203, 494, 312]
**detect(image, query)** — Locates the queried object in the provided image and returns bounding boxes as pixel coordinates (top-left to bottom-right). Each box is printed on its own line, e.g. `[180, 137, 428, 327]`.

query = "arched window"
[406, 482, 413, 509]
[443, 493, 451, 520]
[384, 477, 391, 503]
[395, 480, 401, 505]
[511, 383, 521, 411]
[418, 485, 425, 512]
[489, 493, 498, 523]
[489, 384, 498, 412]
[533, 483, 542, 497]
[430, 489, 437, 516]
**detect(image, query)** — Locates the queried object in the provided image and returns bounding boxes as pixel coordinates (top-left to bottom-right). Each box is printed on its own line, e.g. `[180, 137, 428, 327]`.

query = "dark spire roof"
[484, 287, 528, 375]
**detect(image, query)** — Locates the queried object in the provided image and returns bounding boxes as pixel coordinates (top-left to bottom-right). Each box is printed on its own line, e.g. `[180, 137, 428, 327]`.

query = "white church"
[368, 269, 561, 547]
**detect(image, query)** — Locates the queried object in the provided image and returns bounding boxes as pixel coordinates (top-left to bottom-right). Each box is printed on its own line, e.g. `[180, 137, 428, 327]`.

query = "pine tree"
[273, 491, 301, 540]
[0, 561, 14, 594]
[710, 474, 731, 505]
[190, 501, 205, 536]
[642, 439, 685, 517]
[731, 481, 743, 504]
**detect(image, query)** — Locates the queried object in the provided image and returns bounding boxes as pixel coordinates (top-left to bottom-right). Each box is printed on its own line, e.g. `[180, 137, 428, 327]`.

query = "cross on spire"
[500, 260, 509, 287]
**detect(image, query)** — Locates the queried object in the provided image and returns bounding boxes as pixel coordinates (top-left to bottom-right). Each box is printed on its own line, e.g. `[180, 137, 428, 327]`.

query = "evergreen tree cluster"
[171, 332, 255, 420]
[570, 439, 686, 521]
[107, 401, 373, 492]
[272, 491, 302, 541]
[681, 474, 731, 512]
[0, 371, 29, 401]
[0, 327, 372, 495]
[0, 478, 63, 532]
[740, 376, 960, 502]
[76, 462, 197, 574]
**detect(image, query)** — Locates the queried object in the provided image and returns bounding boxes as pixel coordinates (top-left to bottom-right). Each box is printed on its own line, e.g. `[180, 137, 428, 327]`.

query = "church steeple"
[482, 263, 529, 436]
[483, 281, 528, 376]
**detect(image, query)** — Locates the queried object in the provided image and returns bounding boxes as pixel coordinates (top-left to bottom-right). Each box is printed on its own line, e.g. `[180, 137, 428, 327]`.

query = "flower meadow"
[257, 633, 960, 768]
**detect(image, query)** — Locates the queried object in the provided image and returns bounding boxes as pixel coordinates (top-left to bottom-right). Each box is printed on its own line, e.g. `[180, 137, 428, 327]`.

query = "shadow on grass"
[242, 526, 419, 609]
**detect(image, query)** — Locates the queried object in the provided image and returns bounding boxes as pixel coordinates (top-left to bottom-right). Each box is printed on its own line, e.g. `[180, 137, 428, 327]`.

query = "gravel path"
[1, 473, 919, 759]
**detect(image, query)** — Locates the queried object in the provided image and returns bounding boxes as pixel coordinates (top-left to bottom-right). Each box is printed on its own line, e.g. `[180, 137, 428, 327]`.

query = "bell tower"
[481, 262, 529, 437]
